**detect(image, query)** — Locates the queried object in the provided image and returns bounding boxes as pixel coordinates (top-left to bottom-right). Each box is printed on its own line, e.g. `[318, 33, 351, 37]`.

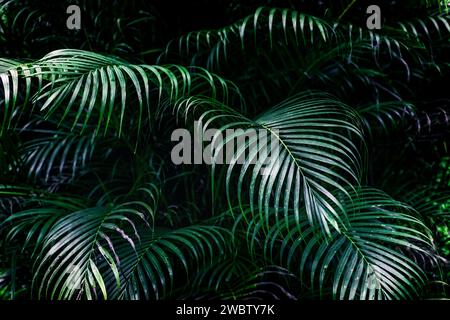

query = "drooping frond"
[158, 7, 450, 113]
[1, 183, 158, 299]
[0, 49, 243, 139]
[243, 187, 435, 299]
[113, 224, 234, 300]
[177, 91, 364, 235]
[159, 7, 334, 69]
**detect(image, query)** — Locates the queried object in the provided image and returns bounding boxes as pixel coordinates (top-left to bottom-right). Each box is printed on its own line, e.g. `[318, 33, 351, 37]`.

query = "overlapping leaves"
[238, 188, 435, 299]
[177, 91, 364, 235]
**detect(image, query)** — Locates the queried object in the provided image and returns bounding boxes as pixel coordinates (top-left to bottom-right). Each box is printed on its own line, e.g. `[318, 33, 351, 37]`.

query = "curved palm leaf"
[177, 91, 364, 235]
[112, 224, 233, 300]
[0, 49, 243, 139]
[159, 7, 334, 68]
[252, 188, 435, 300]
[32, 201, 152, 300]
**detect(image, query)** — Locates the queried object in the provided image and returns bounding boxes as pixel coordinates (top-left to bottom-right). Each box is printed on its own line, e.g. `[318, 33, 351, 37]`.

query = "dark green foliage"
[0, 0, 449, 300]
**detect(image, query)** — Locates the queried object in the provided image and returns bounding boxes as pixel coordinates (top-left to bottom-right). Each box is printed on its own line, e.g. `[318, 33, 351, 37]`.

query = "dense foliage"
[0, 0, 450, 300]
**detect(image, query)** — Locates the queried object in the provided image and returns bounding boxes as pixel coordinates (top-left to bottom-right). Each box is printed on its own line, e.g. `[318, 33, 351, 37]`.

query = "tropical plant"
[0, 0, 449, 300]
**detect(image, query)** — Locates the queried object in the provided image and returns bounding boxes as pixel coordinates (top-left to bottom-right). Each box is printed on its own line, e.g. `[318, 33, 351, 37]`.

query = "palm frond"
[159, 7, 334, 68]
[35, 201, 150, 299]
[178, 91, 364, 235]
[186, 257, 299, 300]
[114, 224, 233, 300]
[0, 49, 243, 140]
[245, 187, 435, 300]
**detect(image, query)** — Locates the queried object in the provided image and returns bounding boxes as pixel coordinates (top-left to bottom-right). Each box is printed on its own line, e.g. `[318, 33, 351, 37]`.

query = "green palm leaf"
[0, 49, 242, 139]
[31, 202, 149, 300]
[178, 91, 364, 234]
[112, 224, 233, 300]
[256, 188, 435, 300]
